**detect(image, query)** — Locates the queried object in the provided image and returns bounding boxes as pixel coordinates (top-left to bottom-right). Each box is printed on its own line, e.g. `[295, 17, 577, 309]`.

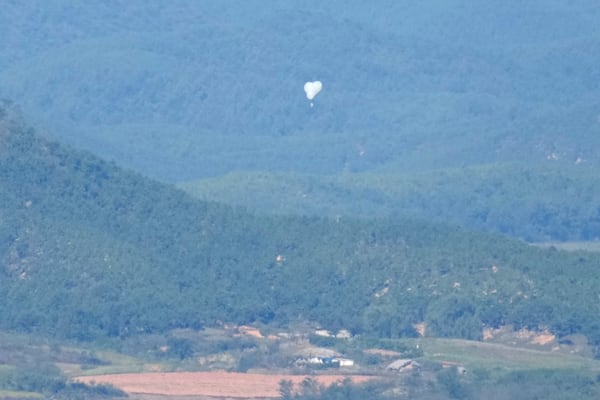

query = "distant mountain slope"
[1, 1, 600, 180]
[2, 103, 600, 347]
[179, 164, 600, 242]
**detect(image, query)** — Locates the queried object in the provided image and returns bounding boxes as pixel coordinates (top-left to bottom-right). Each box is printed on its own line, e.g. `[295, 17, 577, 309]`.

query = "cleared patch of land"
[415, 338, 600, 371]
[75, 371, 375, 398]
[0, 389, 42, 398]
[532, 241, 600, 252]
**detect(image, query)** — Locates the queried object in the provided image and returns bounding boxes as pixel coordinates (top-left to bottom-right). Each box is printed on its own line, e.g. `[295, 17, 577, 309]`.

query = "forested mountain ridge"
[2, 104, 600, 347]
[3, 1, 599, 244]
[1, 1, 600, 181]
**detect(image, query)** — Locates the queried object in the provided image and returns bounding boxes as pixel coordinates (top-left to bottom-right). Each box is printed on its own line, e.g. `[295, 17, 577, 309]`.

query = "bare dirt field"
[75, 371, 375, 398]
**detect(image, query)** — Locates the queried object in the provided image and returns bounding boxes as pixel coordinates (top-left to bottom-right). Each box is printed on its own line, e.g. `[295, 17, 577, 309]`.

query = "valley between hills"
[3, 1, 600, 399]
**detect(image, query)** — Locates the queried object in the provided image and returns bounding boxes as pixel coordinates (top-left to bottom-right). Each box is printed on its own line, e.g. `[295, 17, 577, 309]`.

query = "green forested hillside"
[2, 1, 599, 243]
[1, 1, 600, 181]
[180, 164, 600, 242]
[2, 103, 600, 347]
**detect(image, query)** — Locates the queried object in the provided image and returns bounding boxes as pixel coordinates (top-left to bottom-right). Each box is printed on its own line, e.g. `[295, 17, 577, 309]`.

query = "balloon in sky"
[304, 81, 322, 101]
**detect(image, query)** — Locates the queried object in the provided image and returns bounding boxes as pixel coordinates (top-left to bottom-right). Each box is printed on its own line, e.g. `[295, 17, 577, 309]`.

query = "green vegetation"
[418, 338, 600, 371]
[534, 241, 600, 252]
[3, 1, 600, 243]
[1, 1, 599, 186]
[2, 104, 600, 349]
[280, 369, 600, 400]
[277, 368, 600, 400]
[432, 367, 600, 400]
[5, 103, 600, 371]
[280, 378, 391, 400]
[180, 164, 600, 242]
[414, 337, 600, 400]
[0, 390, 43, 399]
[0, 360, 125, 400]
[3, 3, 600, 398]
[0, 331, 127, 399]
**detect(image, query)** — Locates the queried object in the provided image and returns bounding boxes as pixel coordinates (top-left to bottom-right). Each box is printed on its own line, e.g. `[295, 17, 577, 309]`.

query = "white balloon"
[304, 81, 322, 101]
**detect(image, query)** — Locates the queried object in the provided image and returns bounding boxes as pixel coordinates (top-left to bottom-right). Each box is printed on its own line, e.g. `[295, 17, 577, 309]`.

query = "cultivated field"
[415, 337, 600, 371]
[4, 326, 600, 399]
[75, 371, 376, 398]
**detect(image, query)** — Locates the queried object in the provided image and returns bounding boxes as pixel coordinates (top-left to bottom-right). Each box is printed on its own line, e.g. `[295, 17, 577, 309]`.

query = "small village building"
[387, 359, 420, 372]
[335, 329, 352, 339]
[314, 329, 333, 337]
[303, 356, 355, 368]
[335, 357, 355, 367]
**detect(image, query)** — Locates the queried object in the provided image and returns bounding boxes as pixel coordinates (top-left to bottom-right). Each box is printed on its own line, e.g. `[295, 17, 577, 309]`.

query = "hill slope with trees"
[180, 164, 600, 242]
[3, 1, 599, 243]
[2, 102, 600, 347]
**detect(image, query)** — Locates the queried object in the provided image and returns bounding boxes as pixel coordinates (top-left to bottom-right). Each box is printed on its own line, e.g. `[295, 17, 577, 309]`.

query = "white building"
[334, 357, 355, 367]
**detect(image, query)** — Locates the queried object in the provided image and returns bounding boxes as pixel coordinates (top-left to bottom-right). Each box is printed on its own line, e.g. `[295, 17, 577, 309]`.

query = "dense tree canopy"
[2, 104, 600, 347]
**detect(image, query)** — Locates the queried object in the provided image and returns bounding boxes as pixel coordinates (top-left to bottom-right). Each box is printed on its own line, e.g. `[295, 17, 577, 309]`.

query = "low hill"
[179, 164, 600, 242]
[2, 102, 600, 348]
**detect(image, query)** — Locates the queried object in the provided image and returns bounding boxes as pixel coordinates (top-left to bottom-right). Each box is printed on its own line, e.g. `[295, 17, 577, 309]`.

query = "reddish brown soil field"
[76, 371, 375, 398]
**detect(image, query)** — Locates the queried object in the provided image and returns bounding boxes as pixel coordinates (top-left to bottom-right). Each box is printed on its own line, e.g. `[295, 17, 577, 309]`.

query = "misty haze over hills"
[1, 0, 599, 343]
[2, 2, 600, 399]
[1, 0, 600, 180]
